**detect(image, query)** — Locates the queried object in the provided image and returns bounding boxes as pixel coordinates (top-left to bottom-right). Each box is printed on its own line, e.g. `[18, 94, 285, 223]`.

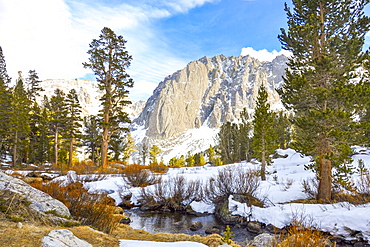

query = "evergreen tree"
[194, 153, 206, 166]
[82, 115, 101, 165]
[83, 27, 134, 168]
[186, 152, 195, 167]
[207, 145, 215, 164]
[47, 89, 67, 167]
[109, 131, 135, 162]
[120, 132, 136, 163]
[140, 142, 149, 165]
[65, 89, 82, 168]
[274, 111, 292, 149]
[28, 102, 41, 164]
[9, 72, 31, 166]
[218, 122, 239, 164]
[278, 0, 370, 201]
[26, 69, 44, 101]
[252, 86, 277, 181]
[239, 108, 253, 161]
[0, 46, 11, 158]
[149, 145, 161, 164]
[35, 103, 52, 163]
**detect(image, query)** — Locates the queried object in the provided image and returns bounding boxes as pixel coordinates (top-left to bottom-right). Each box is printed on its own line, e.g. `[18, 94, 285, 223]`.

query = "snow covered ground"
[53, 147, 370, 243]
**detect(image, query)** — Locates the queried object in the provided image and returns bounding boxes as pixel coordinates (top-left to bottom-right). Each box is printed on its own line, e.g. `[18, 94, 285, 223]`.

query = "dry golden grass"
[112, 224, 241, 247]
[0, 217, 242, 247]
[0, 218, 54, 247]
[0, 217, 119, 247]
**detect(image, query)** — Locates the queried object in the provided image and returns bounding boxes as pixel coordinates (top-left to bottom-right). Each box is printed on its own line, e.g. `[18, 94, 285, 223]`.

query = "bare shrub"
[122, 164, 160, 187]
[204, 165, 260, 205]
[357, 172, 370, 195]
[301, 178, 318, 198]
[280, 178, 294, 191]
[139, 176, 202, 211]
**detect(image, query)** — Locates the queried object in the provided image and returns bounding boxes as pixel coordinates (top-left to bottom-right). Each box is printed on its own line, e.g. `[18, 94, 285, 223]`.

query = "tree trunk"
[101, 126, 109, 168]
[54, 127, 58, 167]
[68, 138, 73, 168]
[261, 134, 266, 181]
[317, 158, 332, 202]
[13, 131, 18, 167]
[261, 151, 266, 181]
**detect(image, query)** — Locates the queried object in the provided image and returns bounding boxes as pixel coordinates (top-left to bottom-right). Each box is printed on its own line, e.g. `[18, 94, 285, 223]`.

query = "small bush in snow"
[204, 165, 260, 205]
[301, 178, 318, 198]
[139, 175, 202, 211]
[122, 164, 160, 187]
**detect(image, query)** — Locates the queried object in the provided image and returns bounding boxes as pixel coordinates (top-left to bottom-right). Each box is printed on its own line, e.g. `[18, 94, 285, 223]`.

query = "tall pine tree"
[26, 69, 44, 101]
[10, 72, 31, 166]
[83, 27, 134, 168]
[82, 115, 101, 165]
[0, 46, 11, 158]
[278, 0, 370, 201]
[47, 89, 67, 167]
[252, 86, 277, 181]
[65, 89, 82, 168]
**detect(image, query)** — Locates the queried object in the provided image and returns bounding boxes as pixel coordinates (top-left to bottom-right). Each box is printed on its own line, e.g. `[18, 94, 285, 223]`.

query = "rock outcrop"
[134, 54, 287, 140]
[0, 171, 70, 217]
[42, 229, 92, 247]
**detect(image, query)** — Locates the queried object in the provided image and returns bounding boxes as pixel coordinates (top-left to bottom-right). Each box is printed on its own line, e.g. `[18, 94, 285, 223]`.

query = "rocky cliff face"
[134, 54, 288, 140]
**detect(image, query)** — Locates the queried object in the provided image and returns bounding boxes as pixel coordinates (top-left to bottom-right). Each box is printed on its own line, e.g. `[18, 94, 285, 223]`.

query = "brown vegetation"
[122, 164, 161, 187]
[30, 180, 121, 233]
[204, 166, 261, 206]
[139, 175, 202, 211]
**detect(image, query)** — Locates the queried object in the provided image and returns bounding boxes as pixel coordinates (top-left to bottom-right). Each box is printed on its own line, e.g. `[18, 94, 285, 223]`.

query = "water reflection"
[125, 208, 254, 243]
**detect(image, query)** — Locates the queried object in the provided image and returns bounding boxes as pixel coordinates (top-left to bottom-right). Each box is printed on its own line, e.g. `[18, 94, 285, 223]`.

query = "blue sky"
[0, 0, 369, 101]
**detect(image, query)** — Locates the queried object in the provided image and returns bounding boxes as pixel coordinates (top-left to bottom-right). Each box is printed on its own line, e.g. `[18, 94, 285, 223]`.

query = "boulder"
[0, 171, 70, 217]
[248, 233, 276, 247]
[205, 226, 221, 234]
[246, 221, 262, 234]
[120, 217, 131, 224]
[41, 229, 92, 247]
[190, 221, 203, 231]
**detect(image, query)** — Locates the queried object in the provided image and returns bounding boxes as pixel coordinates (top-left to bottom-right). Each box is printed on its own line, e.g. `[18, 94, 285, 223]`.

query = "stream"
[125, 208, 256, 244]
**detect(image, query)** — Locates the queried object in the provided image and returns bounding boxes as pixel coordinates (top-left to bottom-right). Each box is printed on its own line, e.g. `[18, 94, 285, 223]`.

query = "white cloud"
[0, 0, 86, 81]
[0, 0, 216, 100]
[240, 47, 291, 62]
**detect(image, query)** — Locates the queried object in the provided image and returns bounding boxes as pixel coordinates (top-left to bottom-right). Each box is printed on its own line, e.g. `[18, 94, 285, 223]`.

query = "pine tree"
[278, 0, 370, 201]
[218, 122, 240, 164]
[274, 111, 292, 149]
[186, 152, 195, 167]
[82, 115, 101, 165]
[207, 145, 215, 164]
[47, 89, 67, 167]
[65, 89, 82, 168]
[140, 142, 149, 165]
[0, 46, 11, 158]
[149, 145, 161, 164]
[33, 103, 51, 164]
[83, 27, 134, 168]
[26, 70, 44, 101]
[252, 86, 277, 181]
[120, 132, 136, 163]
[9, 72, 31, 166]
[194, 153, 206, 166]
[239, 108, 253, 161]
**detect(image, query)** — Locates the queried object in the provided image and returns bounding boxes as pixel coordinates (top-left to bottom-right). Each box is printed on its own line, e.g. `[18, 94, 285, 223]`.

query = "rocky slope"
[132, 54, 287, 158]
[38, 79, 145, 119]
